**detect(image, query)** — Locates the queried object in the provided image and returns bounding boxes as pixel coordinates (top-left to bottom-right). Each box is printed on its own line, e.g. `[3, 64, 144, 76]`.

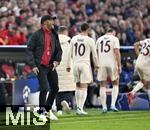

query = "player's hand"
[118, 66, 122, 74]
[32, 67, 39, 75]
[52, 61, 59, 71]
[95, 66, 99, 76]
[66, 68, 71, 72]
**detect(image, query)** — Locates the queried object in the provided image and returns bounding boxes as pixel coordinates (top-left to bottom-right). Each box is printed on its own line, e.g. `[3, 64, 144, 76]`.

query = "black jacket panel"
[26, 28, 62, 68]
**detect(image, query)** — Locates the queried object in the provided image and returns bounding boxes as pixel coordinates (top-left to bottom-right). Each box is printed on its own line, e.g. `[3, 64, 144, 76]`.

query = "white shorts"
[73, 63, 92, 83]
[97, 66, 119, 81]
[135, 64, 150, 81]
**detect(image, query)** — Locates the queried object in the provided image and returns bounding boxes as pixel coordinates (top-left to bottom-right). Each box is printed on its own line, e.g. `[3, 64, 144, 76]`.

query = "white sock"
[100, 87, 107, 109]
[75, 88, 87, 110]
[132, 82, 144, 95]
[79, 88, 87, 110]
[147, 89, 150, 101]
[75, 89, 80, 109]
[111, 85, 119, 107]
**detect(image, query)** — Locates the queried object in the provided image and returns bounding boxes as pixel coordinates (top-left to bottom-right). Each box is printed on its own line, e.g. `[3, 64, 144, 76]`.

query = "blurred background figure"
[56, 26, 76, 115]
[120, 57, 134, 93]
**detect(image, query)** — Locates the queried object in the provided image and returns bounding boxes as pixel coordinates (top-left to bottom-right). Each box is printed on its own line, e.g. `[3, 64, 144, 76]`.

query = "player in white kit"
[66, 23, 99, 115]
[96, 28, 121, 113]
[128, 38, 150, 104]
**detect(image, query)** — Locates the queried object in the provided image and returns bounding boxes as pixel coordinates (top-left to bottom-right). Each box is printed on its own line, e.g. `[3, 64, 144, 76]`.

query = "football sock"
[100, 87, 107, 109]
[75, 89, 80, 109]
[132, 82, 144, 95]
[111, 85, 119, 107]
[147, 89, 150, 101]
[78, 88, 87, 110]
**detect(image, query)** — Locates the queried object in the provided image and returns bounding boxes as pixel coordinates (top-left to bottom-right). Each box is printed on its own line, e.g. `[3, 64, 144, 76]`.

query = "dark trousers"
[37, 65, 59, 112]
[0, 83, 6, 105]
[56, 91, 74, 111]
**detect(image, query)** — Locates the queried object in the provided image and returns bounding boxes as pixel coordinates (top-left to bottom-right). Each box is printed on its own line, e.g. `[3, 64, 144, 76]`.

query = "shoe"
[127, 92, 135, 104]
[57, 110, 63, 116]
[38, 114, 48, 122]
[61, 100, 71, 113]
[102, 108, 107, 113]
[110, 106, 119, 112]
[76, 107, 88, 115]
[46, 110, 58, 120]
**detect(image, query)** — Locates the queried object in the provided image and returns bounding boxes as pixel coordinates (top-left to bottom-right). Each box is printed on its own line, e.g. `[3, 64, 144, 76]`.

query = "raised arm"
[134, 41, 141, 56]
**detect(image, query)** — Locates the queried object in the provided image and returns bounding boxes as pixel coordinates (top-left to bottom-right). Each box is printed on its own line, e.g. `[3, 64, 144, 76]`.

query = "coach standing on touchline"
[26, 15, 62, 120]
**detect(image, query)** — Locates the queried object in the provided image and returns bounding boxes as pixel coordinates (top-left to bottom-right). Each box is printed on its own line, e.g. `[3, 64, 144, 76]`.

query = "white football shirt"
[96, 34, 120, 67]
[136, 38, 150, 65]
[68, 34, 98, 67]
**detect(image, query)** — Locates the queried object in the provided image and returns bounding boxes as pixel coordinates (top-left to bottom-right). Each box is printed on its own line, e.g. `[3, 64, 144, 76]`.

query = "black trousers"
[37, 65, 59, 111]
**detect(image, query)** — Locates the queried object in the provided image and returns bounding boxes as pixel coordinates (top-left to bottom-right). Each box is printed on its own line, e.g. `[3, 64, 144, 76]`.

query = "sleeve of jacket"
[54, 34, 63, 63]
[26, 33, 37, 68]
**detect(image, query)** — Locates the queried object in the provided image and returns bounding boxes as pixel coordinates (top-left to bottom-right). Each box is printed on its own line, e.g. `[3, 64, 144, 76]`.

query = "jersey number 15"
[100, 40, 111, 53]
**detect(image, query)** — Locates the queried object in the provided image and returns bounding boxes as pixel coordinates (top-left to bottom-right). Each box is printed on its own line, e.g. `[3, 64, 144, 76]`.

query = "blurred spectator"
[0, 0, 149, 46]
[120, 57, 134, 92]
[6, 24, 27, 45]
[0, 17, 8, 45]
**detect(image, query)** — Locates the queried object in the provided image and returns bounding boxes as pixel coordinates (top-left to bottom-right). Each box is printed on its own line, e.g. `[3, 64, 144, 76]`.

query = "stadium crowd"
[0, 0, 149, 45]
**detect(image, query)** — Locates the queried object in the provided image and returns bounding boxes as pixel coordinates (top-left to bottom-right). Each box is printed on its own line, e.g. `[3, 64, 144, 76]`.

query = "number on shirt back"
[100, 40, 111, 53]
[140, 42, 150, 56]
[74, 42, 85, 56]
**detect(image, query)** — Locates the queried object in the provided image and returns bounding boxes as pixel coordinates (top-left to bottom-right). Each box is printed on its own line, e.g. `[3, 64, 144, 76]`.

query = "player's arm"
[90, 39, 99, 70]
[96, 39, 100, 64]
[114, 48, 121, 74]
[114, 38, 121, 74]
[134, 41, 141, 56]
[66, 40, 73, 72]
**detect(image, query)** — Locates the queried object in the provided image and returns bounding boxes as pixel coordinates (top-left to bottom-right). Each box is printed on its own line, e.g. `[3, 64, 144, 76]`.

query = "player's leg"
[146, 81, 150, 101]
[75, 64, 91, 115]
[143, 70, 150, 101]
[107, 66, 119, 111]
[73, 64, 82, 113]
[111, 79, 119, 112]
[56, 92, 63, 115]
[75, 83, 80, 111]
[97, 67, 107, 113]
[127, 67, 144, 104]
[129, 81, 144, 95]
[76, 83, 88, 115]
[100, 81, 107, 113]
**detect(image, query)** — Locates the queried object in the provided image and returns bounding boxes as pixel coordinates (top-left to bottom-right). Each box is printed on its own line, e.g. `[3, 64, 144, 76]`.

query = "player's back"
[137, 38, 150, 65]
[71, 34, 94, 65]
[96, 34, 120, 66]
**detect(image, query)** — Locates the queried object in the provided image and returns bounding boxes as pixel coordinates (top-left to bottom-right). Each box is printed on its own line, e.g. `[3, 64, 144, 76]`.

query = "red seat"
[1, 64, 15, 79]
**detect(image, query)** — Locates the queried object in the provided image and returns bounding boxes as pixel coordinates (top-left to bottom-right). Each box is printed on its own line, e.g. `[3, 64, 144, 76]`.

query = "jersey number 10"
[74, 43, 85, 56]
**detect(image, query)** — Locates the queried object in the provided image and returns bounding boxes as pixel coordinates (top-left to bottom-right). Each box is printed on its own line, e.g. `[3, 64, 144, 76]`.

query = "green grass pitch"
[0, 109, 150, 130]
[51, 108, 150, 130]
